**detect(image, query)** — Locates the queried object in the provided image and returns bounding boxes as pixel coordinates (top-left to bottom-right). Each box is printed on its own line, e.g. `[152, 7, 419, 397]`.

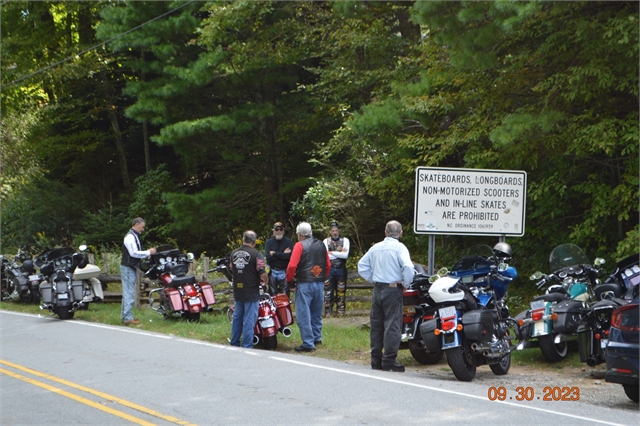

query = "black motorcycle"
[577, 254, 639, 366]
[1, 250, 41, 304]
[35, 245, 90, 319]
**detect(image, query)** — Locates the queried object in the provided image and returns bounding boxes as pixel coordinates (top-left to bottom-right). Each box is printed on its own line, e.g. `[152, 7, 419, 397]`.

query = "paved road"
[1, 310, 637, 425]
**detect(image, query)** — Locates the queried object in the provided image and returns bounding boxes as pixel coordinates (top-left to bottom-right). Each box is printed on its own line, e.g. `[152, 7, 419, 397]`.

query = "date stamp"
[487, 386, 580, 401]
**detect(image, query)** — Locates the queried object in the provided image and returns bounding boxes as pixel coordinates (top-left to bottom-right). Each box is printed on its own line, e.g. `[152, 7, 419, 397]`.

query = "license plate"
[188, 297, 201, 306]
[57, 293, 68, 300]
[29, 275, 40, 281]
[600, 339, 608, 349]
[261, 317, 275, 328]
[530, 300, 545, 310]
[439, 306, 456, 319]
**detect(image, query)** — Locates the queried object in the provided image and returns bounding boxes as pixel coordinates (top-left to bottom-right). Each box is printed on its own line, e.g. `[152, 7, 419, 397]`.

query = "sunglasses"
[275, 228, 284, 231]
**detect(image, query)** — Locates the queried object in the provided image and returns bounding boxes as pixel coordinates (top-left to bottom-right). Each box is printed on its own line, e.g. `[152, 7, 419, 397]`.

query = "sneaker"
[123, 319, 141, 325]
[294, 345, 316, 353]
[381, 361, 405, 372]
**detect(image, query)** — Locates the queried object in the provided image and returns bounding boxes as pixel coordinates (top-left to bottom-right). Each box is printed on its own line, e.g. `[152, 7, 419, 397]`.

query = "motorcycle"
[514, 243, 605, 362]
[419, 243, 518, 382]
[1, 249, 41, 303]
[577, 254, 639, 366]
[36, 245, 95, 319]
[399, 263, 444, 365]
[214, 258, 294, 350]
[146, 245, 216, 322]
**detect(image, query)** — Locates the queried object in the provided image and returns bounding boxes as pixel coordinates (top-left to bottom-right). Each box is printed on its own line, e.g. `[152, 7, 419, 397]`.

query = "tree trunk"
[107, 108, 131, 188]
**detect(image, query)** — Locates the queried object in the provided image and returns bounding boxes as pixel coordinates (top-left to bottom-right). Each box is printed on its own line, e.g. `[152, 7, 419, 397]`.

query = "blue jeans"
[120, 265, 137, 322]
[230, 300, 259, 348]
[294, 281, 324, 348]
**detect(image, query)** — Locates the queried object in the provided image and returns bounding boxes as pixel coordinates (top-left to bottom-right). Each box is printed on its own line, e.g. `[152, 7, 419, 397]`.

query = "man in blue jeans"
[120, 218, 156, 325]
[230, 230, 268, 348]
[286, 222, 331, 352]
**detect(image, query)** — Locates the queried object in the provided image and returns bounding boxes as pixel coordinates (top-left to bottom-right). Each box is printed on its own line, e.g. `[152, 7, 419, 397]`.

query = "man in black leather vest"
[286, 222, 330, 352]
[323, 221, 350, 317]
[120, 218, 156, 325]
[230, 230, 268, 348]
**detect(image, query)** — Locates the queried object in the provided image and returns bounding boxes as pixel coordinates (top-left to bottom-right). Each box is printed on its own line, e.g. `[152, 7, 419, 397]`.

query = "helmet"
[428, 276, 464, 303]
[493, 242, 512, 258]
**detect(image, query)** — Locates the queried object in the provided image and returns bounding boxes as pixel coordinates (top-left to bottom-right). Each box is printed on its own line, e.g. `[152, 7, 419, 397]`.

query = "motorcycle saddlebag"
[419, 318, 442, 353]
[513, 310, 531, 341]
[164, 287, 185, 312]
[461, 309, 493, 342]
[273, 293, 294, 326]
[40, 281, 53, 304]
[71, 280, 84, 302]
[199, 282, 216, 307]
[552, 299, 583, 334]
[13, 275, 29, 293]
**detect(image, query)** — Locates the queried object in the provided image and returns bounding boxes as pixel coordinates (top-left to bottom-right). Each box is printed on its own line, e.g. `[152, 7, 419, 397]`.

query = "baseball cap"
[329, 221, 339, 229]
[273, 222, 284, 230]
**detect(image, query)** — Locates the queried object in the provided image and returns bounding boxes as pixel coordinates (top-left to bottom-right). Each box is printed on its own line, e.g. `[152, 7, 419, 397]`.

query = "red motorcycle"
[214, 258, 293, 349]
[146, 245, 216, 322]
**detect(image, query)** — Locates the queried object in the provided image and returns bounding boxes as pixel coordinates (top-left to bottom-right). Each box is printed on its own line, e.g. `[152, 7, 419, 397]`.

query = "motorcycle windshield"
[451, 245, 494, 272]
[549, 244, 590, 271]
[40, 247, 75, 262]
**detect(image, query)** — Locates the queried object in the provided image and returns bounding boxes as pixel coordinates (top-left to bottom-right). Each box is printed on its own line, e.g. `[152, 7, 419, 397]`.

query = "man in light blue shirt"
[358, 220, 414, 372]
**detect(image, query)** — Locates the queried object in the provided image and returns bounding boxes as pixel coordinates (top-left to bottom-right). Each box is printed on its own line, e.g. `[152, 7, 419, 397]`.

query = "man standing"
[120, 218, 156, 325]
[265, 222, 293, 298]
[357, 220, 414, 372]
[323, 221, 350, 317]
[286, 222, 330, 352]
[230, 230, 268, 349]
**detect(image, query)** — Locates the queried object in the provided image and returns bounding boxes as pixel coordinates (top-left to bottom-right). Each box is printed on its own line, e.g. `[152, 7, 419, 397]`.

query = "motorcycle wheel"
[446, 341, 476, 382]
[408, 340, 443, 365]
[263, 335, 277, 350]
[489, 353, 511, 376]
[187, 312, 201, 322]
[539, 334, 568, 362]
[56, 306, 74, 320]
[623, 385, 639, 402]
[19, 290, 32, 304]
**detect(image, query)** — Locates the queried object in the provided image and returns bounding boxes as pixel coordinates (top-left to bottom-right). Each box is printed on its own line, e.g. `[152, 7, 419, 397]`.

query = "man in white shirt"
[323, 221, 350, 317]
[120, 218, 156, 325]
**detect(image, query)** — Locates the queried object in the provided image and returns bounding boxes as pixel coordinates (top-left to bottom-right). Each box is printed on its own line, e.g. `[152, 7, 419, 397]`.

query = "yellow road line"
[0, 360, 196, 426]
[0, 368, 156, 426]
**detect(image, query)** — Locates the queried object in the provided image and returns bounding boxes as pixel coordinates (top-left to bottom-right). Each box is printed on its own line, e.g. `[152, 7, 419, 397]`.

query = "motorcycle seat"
[167, 275, 196, 287]
[533, 292, 567, 303]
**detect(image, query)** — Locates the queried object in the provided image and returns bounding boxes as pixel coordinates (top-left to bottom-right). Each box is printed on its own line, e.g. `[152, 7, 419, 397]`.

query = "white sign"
[414, 167, 527, 236]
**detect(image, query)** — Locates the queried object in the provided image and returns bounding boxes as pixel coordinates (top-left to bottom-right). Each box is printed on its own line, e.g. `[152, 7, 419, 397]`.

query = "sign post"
[414, 167, 527, 274]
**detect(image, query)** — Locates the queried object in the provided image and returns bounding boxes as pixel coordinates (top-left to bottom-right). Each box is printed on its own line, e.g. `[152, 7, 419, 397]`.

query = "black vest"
[231, 245, 262, 302]
[121, 229, 142, 269]
[327, 236, 347, 268]
[296, 237, 327, 283]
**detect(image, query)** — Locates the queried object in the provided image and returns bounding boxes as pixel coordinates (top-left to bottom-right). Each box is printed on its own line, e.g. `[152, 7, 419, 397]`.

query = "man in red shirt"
[286, 222, 330, 352]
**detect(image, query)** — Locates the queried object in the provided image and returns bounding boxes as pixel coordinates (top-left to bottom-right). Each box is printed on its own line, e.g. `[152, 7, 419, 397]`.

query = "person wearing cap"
[286, 222, 331, 352]
[264, 222, 293, 298]
[357, 220, 415, 372]
[323, 221, 350, 317]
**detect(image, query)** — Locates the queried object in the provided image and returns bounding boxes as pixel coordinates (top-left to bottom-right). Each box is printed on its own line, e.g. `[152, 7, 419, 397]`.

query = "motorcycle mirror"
[79, 244, 87, 251]
[187, 252, 195, 261]
[594, 258, 606, 266]
[498, 263, 509, 272]
[530, 271, 543, 280]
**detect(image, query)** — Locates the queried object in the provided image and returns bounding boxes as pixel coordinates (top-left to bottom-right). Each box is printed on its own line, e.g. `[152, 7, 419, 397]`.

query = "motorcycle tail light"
[611, 304, 640, 332]
[434, 329, 441, 336]
[594, 333, 601, 340]
[159, 274, 172, 284]
[551, 313, 558, 320]
[456, 324, 463, 331]
[423, 315, 434, 320]
[532, 309, 544, 321]
[605, 330, 610, 336]
[184, 285, 197, 297]
[403, 315, 413, 324]
[441, 320, 455, 331]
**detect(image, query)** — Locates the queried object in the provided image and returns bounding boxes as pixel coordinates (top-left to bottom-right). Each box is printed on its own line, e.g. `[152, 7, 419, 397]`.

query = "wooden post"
[88, 253, 95, 265]
[135, 270, 142, 308]
[203, 257, 210, 281]
[102, 253, 109, 273]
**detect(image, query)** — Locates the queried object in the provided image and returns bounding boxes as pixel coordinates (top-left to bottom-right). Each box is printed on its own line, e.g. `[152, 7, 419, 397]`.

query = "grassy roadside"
[0, 300, 585, 371]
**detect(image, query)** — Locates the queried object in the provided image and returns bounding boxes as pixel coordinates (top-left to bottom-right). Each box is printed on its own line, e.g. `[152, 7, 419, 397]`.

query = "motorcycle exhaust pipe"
[252, 334, 260, 346]
[281, 327, 292, 337]
[586, 356, 600, 367]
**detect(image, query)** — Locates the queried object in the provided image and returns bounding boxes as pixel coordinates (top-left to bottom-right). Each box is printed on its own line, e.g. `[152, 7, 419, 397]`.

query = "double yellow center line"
[0, 359, 196, 426]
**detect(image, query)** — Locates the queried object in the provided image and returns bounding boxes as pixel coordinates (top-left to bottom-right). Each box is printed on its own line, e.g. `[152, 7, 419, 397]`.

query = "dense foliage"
[1, 1, 637, 282]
